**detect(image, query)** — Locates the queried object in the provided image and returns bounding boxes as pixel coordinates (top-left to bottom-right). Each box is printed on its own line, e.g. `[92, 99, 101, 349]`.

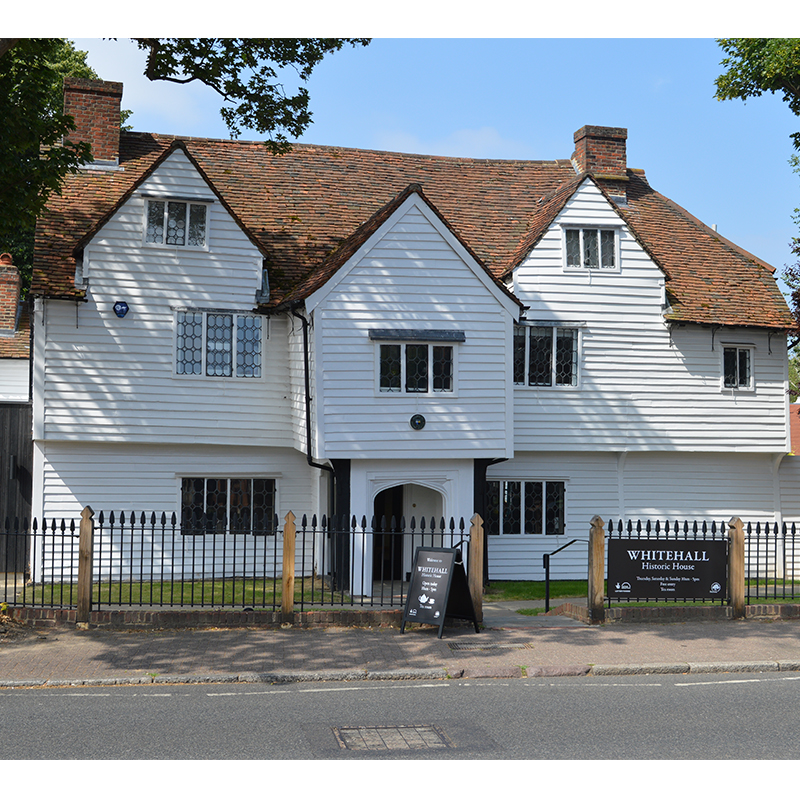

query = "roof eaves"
[499, 173, 590, 279]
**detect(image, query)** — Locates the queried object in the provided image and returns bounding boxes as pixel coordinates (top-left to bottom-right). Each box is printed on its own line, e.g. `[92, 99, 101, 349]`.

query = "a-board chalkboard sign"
[401, 547, 479, 638]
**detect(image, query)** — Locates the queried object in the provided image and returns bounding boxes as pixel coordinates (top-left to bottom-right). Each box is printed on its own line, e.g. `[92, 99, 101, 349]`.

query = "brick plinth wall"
[548, 602, 800, 624]
[8, 606, 404, 630]
[63, 77, 123, 163]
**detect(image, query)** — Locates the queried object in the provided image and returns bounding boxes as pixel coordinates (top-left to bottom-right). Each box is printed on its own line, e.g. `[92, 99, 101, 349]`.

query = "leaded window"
[513, 325, 578, 387]
[146, 200, 208, 247]
[379, 343, 453, 393]
[176, 311, 263, 378]
[565, 228, 616, 269]
[723, 346, 753, 389]
[181, 477, 276, 534]
[485, 479, 565, 535]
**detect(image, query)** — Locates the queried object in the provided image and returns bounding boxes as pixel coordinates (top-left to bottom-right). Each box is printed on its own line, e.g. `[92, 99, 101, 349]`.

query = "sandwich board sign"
[401, 546, 479, 638]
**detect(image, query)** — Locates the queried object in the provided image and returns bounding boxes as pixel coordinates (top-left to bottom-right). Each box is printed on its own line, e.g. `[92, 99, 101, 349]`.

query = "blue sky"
[68, 35, 799, 294]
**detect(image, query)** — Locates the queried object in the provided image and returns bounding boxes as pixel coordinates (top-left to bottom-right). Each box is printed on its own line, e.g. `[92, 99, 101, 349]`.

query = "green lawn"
[9, 576, 345, 608]
[484, 580, 587, 601]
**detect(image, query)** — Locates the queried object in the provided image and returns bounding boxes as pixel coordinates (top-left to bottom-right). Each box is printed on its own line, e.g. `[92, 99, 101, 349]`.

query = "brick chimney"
[0, 252, 21, 331]
[63, 77, 123, 165]
[572, 125, 628, 204]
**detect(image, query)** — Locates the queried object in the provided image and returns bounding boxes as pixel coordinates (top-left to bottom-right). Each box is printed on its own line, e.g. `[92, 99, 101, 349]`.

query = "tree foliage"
[0, 38, 98, 293]
[715, 38, 800, 149]
[131, 38, 370, 150]
[0, 39, 95, 243]
[716, 39, 800, 346]
[0, 37, 371, 295]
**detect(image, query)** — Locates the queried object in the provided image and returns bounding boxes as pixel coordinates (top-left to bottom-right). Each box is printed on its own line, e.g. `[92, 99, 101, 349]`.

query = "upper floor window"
[369, 329, 465, 395]
[176, 310, 264, 378]
[723, 345, 753, 390]
[379, 343, 453, 393]
[514, 324, 579, 387]
[564, 228, 616, 269]
[146, 199, 208, 247]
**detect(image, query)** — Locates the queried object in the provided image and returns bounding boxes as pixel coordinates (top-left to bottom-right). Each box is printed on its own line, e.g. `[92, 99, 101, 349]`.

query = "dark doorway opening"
[373, 485, 404, 580]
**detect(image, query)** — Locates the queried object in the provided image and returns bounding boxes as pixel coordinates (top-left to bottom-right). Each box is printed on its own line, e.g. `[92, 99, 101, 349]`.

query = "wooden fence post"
[77, 505, 94, 627]
[588, 515, 605, 624]
[468, 514, 484, 624]
[728, 516, 745, 619]
[282, 511, 296, 623]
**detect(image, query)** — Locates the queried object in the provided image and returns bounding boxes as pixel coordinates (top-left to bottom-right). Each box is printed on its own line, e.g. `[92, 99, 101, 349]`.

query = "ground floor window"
[485, 480, 565, 535]
[180, 477, 276, 534]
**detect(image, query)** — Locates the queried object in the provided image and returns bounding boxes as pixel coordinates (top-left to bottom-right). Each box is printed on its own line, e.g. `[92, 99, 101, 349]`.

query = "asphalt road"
[4, 672, 800, 761]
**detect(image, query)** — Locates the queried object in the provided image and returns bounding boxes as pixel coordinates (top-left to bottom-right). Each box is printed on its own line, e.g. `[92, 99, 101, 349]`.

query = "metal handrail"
[542, 539, 582, 612]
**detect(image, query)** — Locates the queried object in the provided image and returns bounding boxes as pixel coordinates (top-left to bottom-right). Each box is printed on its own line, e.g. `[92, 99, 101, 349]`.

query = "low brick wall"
[548, 602, 800, 624]
[7, 605, 403, 630]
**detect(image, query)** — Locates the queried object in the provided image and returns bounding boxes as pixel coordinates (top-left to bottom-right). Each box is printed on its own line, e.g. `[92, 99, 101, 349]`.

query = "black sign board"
[608, 538, 727, 600]
[401, 547, 479, 638]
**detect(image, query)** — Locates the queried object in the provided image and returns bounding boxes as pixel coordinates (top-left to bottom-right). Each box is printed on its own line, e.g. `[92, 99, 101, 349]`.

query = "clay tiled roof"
[0, 303, 30, 359]
[617, 172, 793, 329]
[33, 131, 793, 329]
[281, 182, 523, 310]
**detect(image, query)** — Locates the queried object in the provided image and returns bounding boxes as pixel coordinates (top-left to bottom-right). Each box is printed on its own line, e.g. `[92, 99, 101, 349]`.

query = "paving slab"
[3, 598, 800, 686]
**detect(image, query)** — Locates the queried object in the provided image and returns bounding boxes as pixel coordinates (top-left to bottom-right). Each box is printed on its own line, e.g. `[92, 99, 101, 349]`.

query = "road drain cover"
[333, 725, 453, 751]
[448, 642, 533, 650]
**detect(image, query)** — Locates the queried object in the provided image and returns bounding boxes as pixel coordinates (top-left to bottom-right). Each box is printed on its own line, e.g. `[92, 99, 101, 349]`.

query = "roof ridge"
[120, 130, 574, 166]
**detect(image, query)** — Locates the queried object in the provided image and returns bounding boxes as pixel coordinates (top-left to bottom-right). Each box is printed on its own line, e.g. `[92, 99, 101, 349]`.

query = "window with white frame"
[722, 345, 753, 389]
[146, 199, 209, 247]
[370, 330, 464, 394]
[514, 324, 579, 387]
[485, 479, 566, 535]
[564, 228, 617, 269]
[176, 310, 264, 378]
[180, 477, 276, 534]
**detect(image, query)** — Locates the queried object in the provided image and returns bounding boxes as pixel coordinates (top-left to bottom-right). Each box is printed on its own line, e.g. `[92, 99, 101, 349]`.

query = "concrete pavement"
[4, 597, 800, 687]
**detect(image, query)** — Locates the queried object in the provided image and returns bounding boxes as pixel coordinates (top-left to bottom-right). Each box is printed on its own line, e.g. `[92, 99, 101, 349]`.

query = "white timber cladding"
[0, 359, 29, 400]
[486, 451, 785, 580]
[36, 441, 318, 521]
[32, 442, 317, 582]
[511, 180, 789, 452]
[287, 309, 311, 453]
[39, 150, 296, 447]
[308, 196, 517, 460]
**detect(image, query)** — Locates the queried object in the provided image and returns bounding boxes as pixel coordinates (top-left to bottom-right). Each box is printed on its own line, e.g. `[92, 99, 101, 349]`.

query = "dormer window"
[564, 228, 616, 269]
[146, 199, 208, 248]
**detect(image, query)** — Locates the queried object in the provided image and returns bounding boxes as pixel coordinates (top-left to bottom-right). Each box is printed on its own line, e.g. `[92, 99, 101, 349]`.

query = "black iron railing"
[1, 512, 469, 612]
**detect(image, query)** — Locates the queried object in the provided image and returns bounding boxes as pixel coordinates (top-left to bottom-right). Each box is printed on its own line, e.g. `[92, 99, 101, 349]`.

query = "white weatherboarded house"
[28, 79, 796, 582]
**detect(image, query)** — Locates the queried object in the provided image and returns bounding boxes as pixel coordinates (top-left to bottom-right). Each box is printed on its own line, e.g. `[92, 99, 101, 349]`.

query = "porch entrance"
[372, 483, 445, 582]
[373, 485, 404, 580]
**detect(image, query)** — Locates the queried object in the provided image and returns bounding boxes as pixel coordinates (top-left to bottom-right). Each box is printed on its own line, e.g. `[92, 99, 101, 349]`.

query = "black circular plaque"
[410, 414, 426, 430]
